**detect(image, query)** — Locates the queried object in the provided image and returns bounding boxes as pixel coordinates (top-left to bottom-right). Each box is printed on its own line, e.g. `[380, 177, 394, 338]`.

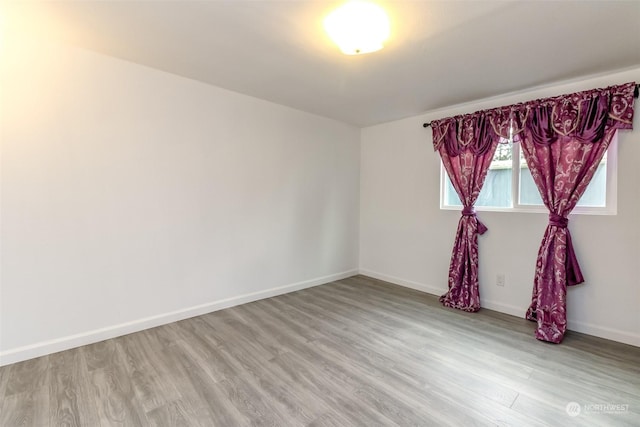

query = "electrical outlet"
[496, 273, 506, 287]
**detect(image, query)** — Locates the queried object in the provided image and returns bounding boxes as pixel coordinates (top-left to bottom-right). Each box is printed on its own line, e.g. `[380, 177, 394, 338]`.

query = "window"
[441, 135, 617, 215]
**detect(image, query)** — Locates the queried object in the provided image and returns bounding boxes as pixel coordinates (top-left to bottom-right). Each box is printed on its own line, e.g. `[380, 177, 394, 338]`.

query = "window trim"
[440, 136, 618, 216]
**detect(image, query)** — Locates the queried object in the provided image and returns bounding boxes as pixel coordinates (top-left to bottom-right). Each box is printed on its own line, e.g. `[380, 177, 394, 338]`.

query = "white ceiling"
[4, 0, 640, 126]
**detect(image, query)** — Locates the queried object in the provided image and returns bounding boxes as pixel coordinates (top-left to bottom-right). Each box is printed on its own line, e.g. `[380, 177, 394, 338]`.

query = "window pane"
[518, 150, 543, 205]
[476, 159, 512, 207]
[519, 150, 607, 207]
[578, 161, 606, 206]
[443, 141, 512, 208]
[444, 178, 462, 206]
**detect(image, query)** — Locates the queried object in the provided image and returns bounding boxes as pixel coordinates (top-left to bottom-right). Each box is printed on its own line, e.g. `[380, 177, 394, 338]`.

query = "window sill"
[440, 205, 617, 216]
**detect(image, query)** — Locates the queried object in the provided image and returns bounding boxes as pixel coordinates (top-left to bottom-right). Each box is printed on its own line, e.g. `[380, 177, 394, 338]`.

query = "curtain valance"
[432, 82, 636, 155]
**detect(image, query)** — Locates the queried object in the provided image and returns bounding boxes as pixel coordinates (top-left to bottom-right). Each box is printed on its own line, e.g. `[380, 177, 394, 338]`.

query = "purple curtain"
[519, 83, 635, 343]
[432, 114, 501, 312]
[431, 82, 636, 340]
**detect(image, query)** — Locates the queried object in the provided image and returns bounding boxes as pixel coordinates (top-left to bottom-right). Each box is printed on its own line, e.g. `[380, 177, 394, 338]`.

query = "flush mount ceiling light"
[324, 1, 390, 55]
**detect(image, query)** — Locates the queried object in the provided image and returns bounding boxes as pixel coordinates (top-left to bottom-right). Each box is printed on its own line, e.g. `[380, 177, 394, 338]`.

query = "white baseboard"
[358, 268, 640, 348]
[358, 269, 444, 296]
[566, 319, 640, 347]
[0, 269, 358, 367]
[480, 299, 524, 318]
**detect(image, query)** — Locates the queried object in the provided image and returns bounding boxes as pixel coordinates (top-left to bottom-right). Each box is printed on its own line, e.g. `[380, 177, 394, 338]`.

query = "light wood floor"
[1, 275, 639, 426]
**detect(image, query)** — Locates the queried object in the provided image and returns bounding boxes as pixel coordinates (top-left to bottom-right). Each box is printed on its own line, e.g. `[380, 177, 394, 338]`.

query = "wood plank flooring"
[1, 275, 639, 426]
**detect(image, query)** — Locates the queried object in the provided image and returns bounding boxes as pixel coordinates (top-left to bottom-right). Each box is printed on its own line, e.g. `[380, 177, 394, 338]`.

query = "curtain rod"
[422, 83, 640, 128]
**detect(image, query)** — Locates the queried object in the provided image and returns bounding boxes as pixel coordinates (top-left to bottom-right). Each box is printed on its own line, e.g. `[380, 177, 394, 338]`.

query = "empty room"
[1, 1, 639, 426]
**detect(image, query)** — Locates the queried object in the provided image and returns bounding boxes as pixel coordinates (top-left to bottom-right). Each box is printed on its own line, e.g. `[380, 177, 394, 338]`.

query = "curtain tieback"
[549, 213, 569, 228]
[548, 213, 584, 286]
[461, 207, 488, 235]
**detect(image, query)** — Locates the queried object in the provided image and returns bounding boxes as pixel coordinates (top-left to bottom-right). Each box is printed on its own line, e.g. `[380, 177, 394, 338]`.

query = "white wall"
[360, 68, 640, 346]
[1, 38, 637, 368]
[0, 39, 360, 365]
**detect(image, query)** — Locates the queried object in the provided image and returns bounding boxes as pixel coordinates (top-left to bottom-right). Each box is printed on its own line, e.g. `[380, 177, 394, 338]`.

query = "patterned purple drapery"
[432, 114, 500, 312]
[519, 83, 635, 343]
[432, 82, 635, 341]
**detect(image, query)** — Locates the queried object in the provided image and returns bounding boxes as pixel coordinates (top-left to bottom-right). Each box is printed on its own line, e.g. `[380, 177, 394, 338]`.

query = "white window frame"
[440, 136, 618, 215]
